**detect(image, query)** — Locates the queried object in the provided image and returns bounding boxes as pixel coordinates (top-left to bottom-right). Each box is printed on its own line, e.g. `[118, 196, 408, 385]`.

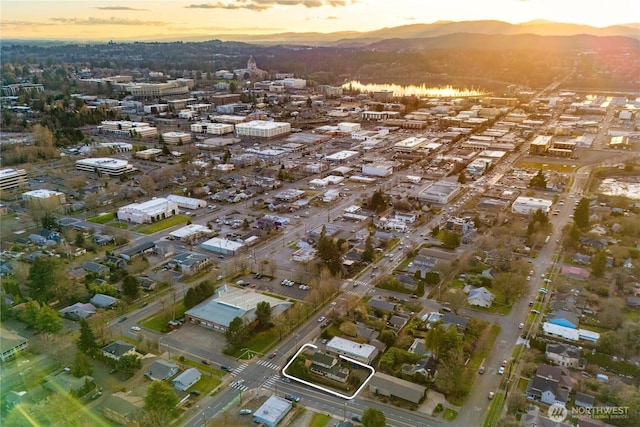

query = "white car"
[131, 326, 141, 331]
[498, 366, 505, 375]
[318, 316, 326, 323]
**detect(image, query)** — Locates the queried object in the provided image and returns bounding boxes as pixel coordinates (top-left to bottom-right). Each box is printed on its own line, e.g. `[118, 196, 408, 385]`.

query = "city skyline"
[1, 0, 639, 41]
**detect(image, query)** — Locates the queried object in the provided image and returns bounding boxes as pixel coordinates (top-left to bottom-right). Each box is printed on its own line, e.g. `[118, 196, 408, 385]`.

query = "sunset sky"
[2, 0, 639, 41]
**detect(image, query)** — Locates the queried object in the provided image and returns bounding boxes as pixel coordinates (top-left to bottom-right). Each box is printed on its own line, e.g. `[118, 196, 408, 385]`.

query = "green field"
[133, 215, 190, 234]
[308, 413, 331, 427]
[87, 212, 115, 224]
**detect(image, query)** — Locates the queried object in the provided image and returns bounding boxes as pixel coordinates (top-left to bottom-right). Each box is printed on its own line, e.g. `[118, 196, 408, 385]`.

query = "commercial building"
[206, 123, 234, 135]
[22, 189, 66, 206]
[166, 194, 206, 210]
[162, 131, 192, 144]
[2, 83, 45, 96]
[0, 168, 28, 192]
[529, 135, 553, 155]
[252, 396, 292, 427]
[185, 285, 292, 332]
[169, 224, 213, 242]
[368, 372, 426, 405]
[126, 79, 192, 98]
[394, 137, 428, 153]
[235, 120, 291, 139]
[76, 158, 136, 176]
[417, 181, 462, 205]
[135, 148, 163, 160]
[325, 150, 359, 163]
[325, 337, 378, 364]
[511, 196, 553, 215]
[362, 163, 394, 177]
[200, 237, 244, 256]
[117, 197, 179, 224]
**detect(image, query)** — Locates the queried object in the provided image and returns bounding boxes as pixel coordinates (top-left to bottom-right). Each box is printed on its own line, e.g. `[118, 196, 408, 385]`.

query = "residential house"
[388, 315, 409, 329]
[526, 364, 575, 406]
[137, 276, 156, 291]
[561, 265, 590, 281]
[521, 410, 573, 427]
[441, 312, 469, 330]
[573, 253, 591, 265]
[66, 245, 87, 258]
[368, 298, 398, 314]
[547, 310, 580, 329]
[368, 372, 426, 405]
[626, 296, 640, 308]
[309, 352, 349, 383]
[466, 286, 495, 308]
[102, 341, 136, 361]
[102, 391, 143, 426]
[44, 373, 94, 395]
[90, 293, 119, 308]
[59, 302, 97, 320]
[408, 338, 429, 357]
[401, 353, 437, 379]
[545, 343, 586, 369]
[172, 367, 201, 391]
[575, 392, 595, 409]
[0, 328, 28, 362]
[82, 261, 110, 276]
[104, 255, 127, 268]
[146, 359, 179, 381]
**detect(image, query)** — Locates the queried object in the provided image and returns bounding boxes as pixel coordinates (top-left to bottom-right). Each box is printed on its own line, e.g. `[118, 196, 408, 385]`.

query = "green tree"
[362, 407, 386, 427]
[361, 235, 375, 263]
[71, 351, 93, 378]
[35, 305, 63, 333]
[424, 324, 462, 360]
[225, 316, 248, 349]
[457, 170, 467, 184]
[493, 272, 527, 305]
[574, 197, 590, 229]
[255, 301, 272, 329]
[591, 249, 607, 278]
[27, 257, 58, 301]
[116, 354, 142, 377]
[379, 329, 397, 347]
[229, 81, 237, 94]
[74, 232, 85, 247]
[529, 169, 547, 189]
[121, 275, 140, 301]
[440, 230, 462, 249]
[369, 188, 387, 213]
[77, 319, 99, 356]
[143, 380, 179, 427]
[316, 226, 343, 276]
[435, 348, 468, 398]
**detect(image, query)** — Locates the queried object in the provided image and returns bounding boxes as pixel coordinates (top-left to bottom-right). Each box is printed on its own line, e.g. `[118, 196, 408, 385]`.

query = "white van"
[239, 409, 252, 415]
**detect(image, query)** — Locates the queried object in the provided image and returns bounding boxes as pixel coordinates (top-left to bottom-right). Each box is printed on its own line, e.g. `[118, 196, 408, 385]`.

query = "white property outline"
[281, 343, 376, 400]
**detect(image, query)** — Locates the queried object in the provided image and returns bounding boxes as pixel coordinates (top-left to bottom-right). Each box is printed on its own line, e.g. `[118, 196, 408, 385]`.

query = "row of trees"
[183, 280, 216, 310]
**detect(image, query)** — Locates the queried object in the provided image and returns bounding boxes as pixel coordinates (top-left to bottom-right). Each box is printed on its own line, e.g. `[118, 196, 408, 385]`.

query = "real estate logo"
[548, 403, 568, 422]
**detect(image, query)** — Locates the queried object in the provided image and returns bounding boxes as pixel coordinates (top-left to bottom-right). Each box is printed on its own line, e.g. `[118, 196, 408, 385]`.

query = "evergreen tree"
[78, 319, 99, 356]
[574, 197, 590, 228]
[591, 249, 607, 278]
[35, 305, 63, 334]
[71, 351, 93, 378]
[361, 235, 375, 263]
[529, 169, 547, 189]
[143, 380, 179, 427]
[27, 257, 57, 301]
[121, 275, 140, 301]
[255, 301, 272, 329]
[457, 170, 467, 184]
[362, 407, 386, 427]
[225, 316, 248, 349]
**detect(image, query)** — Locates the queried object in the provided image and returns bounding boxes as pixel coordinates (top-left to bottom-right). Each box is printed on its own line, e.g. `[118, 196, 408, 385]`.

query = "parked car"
[284, 394, 300, 402]
[518, 323, 524, 329]
[501, 360, 508, 367]
[190, 390, 201, 396]
[352, 414, 362, 422]
[130, 326, 141, 331]
[221, 365, 232, 372]
[478, 366, 485, 374]
[318, 316, 326, 323]
[498, 367, 505, 375]
[488, 391, 495, 400]
[239, 409, 252, 415]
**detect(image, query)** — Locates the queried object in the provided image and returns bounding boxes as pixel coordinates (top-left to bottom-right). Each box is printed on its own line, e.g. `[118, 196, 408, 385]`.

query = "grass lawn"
[87, 212, 115, 224]
[232, 328, 280, 359]
[187, 374, 222, 396]
[308, 413, 331, 427]
[443, 408, 458, 421]
[469, 324, 501, 370]
[107, 222, 128, 230]
[141, 301, 186, 332]
[517, 377, 529, 393]
[483, 392, 505, 427]
[133, 214, 190, 234]
[178, 357, 225, 379]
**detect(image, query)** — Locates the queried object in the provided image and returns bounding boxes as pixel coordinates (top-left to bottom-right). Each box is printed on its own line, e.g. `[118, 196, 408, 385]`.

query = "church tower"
[247, 55, 257, 72]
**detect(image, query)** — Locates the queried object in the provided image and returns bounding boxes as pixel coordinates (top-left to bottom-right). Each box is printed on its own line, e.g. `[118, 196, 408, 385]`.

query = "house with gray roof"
[309, 352, 349, 383]
[368, 372, 426, 404]
[101, 391, 143, 425]
[575, 392, 595, 409]
[545, 343, 586, 369]
[90, 293, 119, 308]
[467, 286, 495, 308]
[82, 261, 110, 276]
[59, 302, 96, 319]
[102, 341, 136, 361]
[526, 365, 574, 406]
[44, 373, 94, 395]
[172, 367, 201, 391]
[368, 298, 397, 313]
[146, 359, 179, 381]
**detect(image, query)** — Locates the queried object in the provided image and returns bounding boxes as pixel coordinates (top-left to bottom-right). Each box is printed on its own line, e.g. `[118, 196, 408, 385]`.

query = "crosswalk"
[231, 363, 248, 377]
[256, 359, 280, 370]
[230, 379, 249, 392]
[262, 374, 279, 389]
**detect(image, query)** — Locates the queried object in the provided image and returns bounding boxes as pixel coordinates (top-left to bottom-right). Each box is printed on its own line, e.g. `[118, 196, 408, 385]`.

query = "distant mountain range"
[140, 19, 640, 45]
[3, 19, 639, 46]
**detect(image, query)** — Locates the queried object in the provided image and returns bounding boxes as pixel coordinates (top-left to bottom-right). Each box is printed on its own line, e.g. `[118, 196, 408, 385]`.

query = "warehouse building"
[417, 181, 462, 205]
[511, 196, 553, 215]
[252, 396, 292, 427]
[117, 198, 179, 224]
[185, 285, 292, 332]
[201, 237, 244, 256]
[166, 195, 206, 210]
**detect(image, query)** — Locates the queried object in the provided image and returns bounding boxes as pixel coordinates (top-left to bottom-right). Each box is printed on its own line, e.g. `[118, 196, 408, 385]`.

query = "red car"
[501, 360, 508, 367]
